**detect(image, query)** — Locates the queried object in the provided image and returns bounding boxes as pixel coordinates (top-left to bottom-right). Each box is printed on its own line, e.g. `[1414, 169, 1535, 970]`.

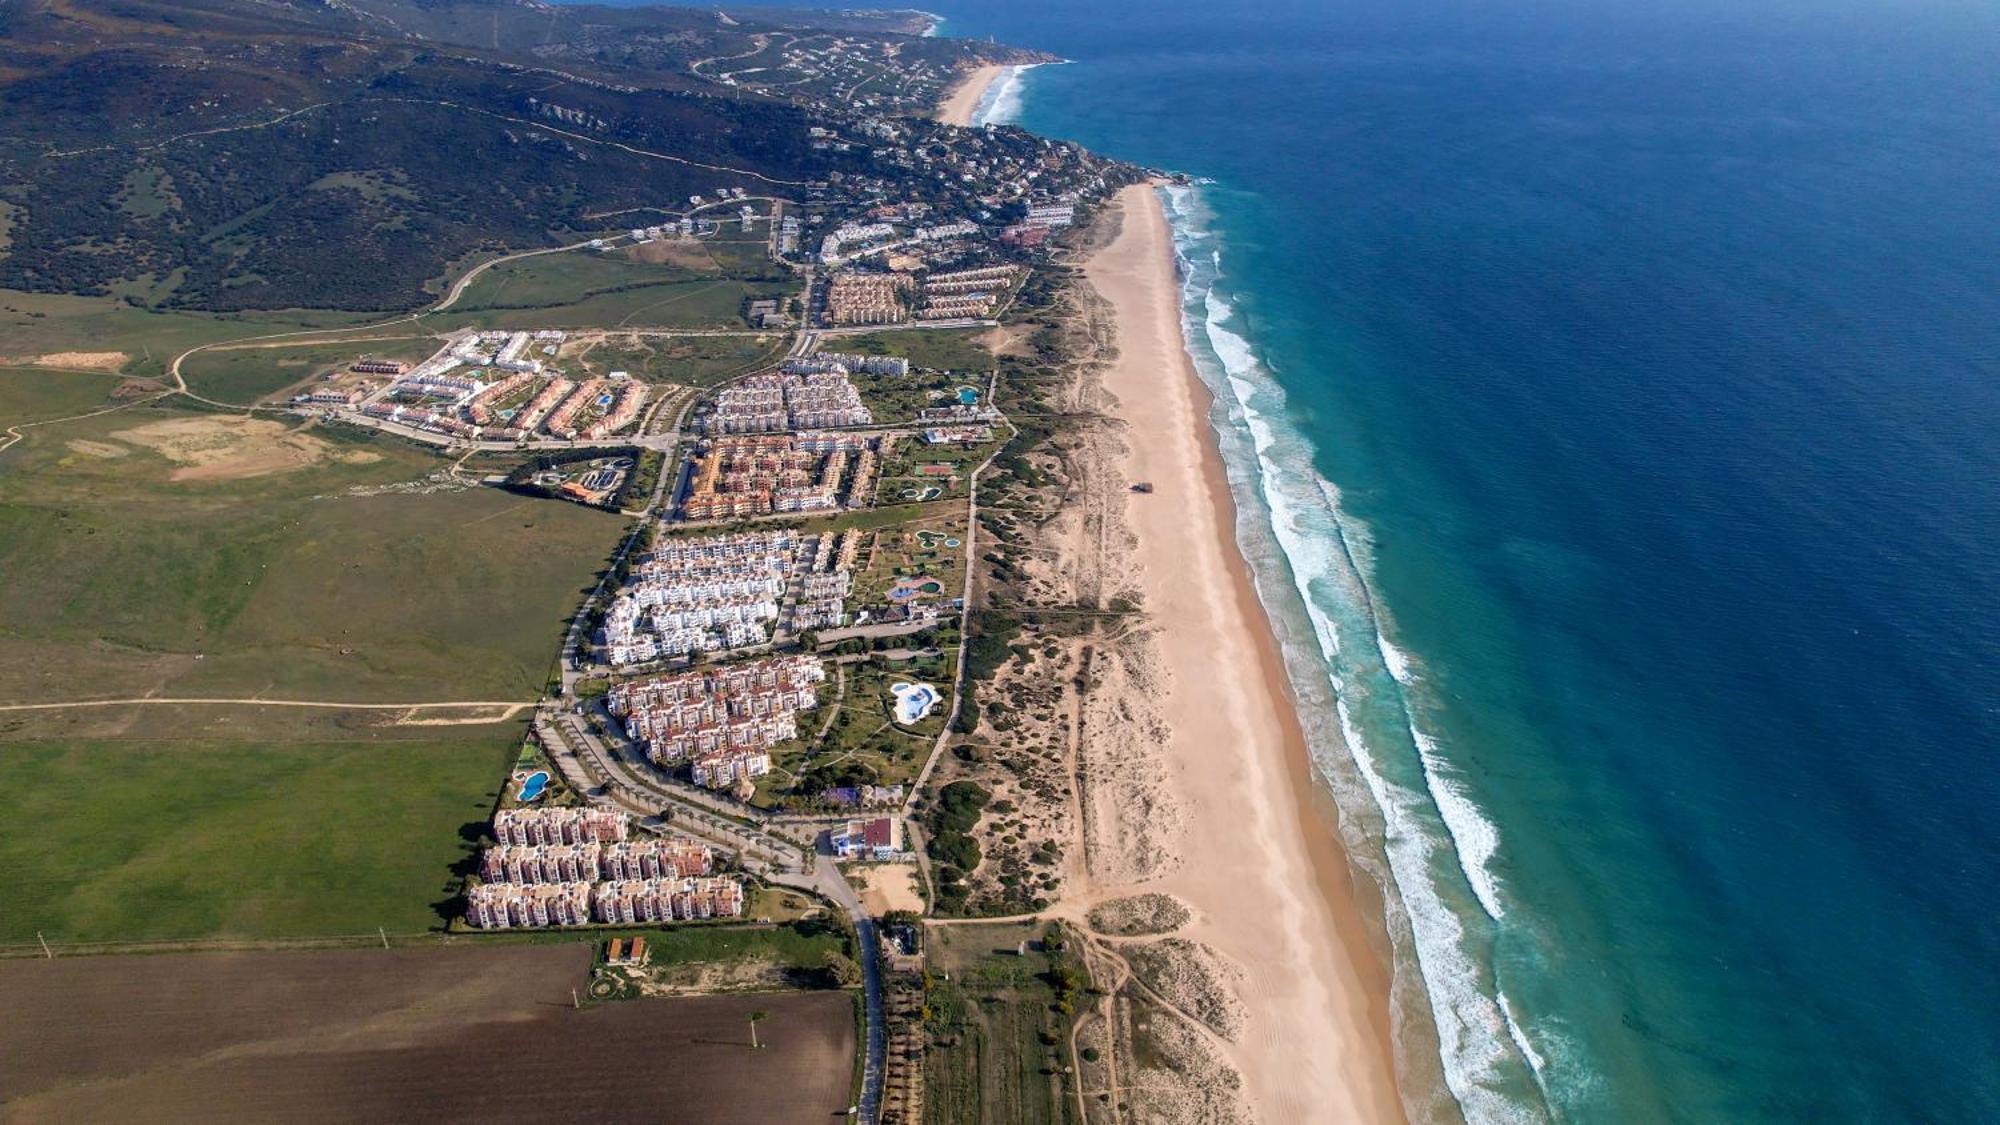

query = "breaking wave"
[971, 63, 1045, 127]
[1159, 181, 1554, 1122]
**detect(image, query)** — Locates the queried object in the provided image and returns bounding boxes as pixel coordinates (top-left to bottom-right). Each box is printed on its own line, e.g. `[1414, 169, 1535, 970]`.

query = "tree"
[823, 951, 863, 988]
[749, 1009, 770, 1049]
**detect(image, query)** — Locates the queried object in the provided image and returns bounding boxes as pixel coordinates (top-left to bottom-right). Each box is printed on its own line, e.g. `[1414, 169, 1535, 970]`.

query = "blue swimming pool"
[516, 770, 550, 802]
[956, 387, 980, 405]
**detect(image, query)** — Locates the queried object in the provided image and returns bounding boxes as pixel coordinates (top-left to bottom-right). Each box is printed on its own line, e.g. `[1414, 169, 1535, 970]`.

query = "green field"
[0, 367, 131, 426]
[0, 289, 380, 381]
[0, 400, 627, 703]
[178, 337, 437, 404]
[568, 332, 787, 387]
[435, 248, 795, 331]
[922, 921, 1086, 1125]
[0, 734, 518, 945]
[829, 328, 998, 373]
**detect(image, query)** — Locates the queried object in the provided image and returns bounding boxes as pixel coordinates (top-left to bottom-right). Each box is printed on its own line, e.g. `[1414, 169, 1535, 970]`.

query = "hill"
[0, 0, 1049, 311]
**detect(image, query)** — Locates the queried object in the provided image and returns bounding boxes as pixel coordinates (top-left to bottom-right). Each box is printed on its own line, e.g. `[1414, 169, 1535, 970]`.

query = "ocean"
[629, 1, 2000, 1118]
[954, 2, 2000, 1120]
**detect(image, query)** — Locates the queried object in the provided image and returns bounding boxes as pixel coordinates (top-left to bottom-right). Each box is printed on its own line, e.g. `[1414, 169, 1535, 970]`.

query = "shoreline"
[1084, 183, 1405, 1121]
[936, 64, 1006, 126]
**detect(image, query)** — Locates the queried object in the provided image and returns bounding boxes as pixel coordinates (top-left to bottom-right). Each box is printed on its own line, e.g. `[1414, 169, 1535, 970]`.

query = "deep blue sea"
[638, 1, 2000, 1118]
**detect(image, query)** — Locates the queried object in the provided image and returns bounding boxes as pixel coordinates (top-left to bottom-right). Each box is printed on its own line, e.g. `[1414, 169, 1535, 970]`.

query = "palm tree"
[749, 1009, 770, 1049]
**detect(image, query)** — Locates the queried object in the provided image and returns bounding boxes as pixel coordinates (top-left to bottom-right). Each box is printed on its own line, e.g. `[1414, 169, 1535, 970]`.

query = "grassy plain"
[922, 921, 1084, 1125]
[178, 337, 437, 404]
[0, 367, 132, 425]
[567, 331, 787, 386]
[0, 733, 517, 945]
[0, 401, 626, 704]
[0, 288, 379, 381]
[436, 247, 794, 331]
[831, 327, 998, 373]
[0, 946, 856, 1123]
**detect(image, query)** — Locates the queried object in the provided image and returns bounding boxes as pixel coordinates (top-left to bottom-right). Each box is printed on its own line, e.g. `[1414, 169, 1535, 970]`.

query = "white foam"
[1415, 729, 1507, 921]
[1379, 636, 1416, 684]
[972, 63, 1044, 127]
[1501, 989, 1549, 1075]
[1160, 185, 1546, 1121]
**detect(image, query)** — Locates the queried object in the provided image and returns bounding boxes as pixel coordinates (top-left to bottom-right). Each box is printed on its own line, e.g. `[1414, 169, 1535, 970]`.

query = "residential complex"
[607, 654, 826, 793]
[329, 330, 647, 444]
[601, 528, 858, 665]
[679, 432, 882, 520]
[466, 809, 744, 929]
[699, 369, 872, 434]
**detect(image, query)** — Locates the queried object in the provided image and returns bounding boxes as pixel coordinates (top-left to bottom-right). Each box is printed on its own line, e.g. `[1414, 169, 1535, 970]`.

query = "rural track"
[0, 697, 533, 714]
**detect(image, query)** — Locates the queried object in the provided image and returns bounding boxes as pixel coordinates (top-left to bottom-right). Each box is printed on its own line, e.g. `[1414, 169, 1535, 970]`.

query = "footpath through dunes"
[0, 946, 856, 1125]
[1082, 184, 1406, 1123]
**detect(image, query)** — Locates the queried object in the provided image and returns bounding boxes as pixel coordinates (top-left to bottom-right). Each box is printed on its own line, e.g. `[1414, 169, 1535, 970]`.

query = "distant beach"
[936, 65, 1004, 126]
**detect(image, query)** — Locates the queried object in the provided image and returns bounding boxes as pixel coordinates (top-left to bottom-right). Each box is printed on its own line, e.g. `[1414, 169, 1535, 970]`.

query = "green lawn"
[0, 735, 518, 944]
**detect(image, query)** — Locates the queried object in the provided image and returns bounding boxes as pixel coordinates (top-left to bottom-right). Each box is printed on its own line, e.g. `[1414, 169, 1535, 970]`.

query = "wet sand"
[1085, 183, 1407, 1122]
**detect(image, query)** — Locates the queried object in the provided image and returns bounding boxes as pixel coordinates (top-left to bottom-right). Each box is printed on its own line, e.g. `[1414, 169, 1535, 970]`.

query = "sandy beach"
[1084, 184, 1406, 1122]
[937, 65, 1005, 126]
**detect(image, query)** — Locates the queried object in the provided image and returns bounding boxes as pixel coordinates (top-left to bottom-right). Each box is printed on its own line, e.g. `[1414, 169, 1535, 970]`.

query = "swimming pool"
[890, 681, 940, 725]
[956, 387, 980, 405]
[516, 770, 550, 802]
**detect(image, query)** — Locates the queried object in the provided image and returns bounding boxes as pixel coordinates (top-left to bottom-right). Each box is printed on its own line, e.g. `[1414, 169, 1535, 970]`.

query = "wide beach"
[936, 65, 1005, 126]
[1084, 183, 1405, 1122]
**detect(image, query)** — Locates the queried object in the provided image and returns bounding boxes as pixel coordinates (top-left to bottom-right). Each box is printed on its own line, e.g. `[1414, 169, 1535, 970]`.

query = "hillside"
[0, 0, 1047, 311]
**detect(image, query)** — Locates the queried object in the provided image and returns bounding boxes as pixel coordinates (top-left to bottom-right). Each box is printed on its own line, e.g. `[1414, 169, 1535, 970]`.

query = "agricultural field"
[922, 921, 1089, 1125]
[177, 336, 438, 404]
[828, 327, 998, 373]
[0, 946, 857, 1123]
[0, 733, 517, 945]
[0, 400, 627, 704]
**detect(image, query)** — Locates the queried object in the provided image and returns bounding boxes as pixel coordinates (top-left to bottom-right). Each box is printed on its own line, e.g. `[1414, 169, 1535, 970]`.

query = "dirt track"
[0, 945, 855, 1124]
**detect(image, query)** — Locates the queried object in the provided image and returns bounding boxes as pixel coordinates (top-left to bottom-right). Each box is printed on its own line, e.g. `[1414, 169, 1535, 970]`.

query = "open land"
[0, 946, 855, 1124]
[0, 733, 517, 945]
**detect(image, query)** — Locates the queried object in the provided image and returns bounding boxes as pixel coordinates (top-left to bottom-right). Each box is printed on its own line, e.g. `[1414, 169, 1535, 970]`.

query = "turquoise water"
[943, 2, 2000, 1120]
[516, 770, 549, 802]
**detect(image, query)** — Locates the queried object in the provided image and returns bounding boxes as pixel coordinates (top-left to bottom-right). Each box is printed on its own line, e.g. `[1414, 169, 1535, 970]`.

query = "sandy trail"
[1085, 184, 1405, 1123]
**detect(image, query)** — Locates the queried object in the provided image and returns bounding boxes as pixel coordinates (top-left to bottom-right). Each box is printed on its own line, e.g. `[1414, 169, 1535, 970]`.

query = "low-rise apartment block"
[608, 655, 825, 793]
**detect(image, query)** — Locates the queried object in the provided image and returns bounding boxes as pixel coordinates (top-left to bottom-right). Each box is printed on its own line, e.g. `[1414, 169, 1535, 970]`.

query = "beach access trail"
[1084, 184, 1406, 1122]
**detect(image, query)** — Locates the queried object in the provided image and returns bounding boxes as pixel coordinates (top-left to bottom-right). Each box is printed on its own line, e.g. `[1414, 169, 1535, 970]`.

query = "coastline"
[937, 65, 1006, 126]
[1083, 183, 1405, 1122]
